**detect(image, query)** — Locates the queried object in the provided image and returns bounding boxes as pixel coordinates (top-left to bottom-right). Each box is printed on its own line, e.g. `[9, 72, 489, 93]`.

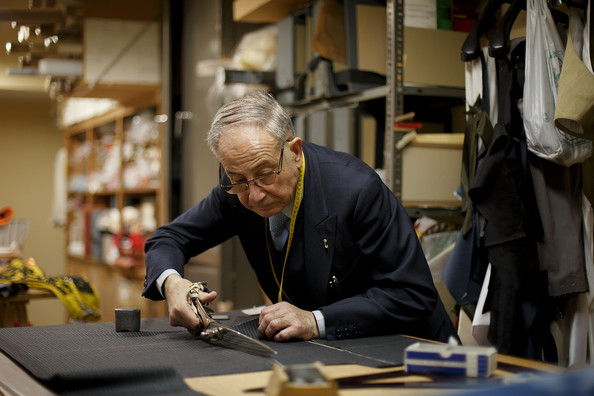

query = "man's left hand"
[258, 301, 320, 341]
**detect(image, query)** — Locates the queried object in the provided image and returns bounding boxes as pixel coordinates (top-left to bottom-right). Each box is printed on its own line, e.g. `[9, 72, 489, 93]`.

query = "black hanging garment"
[468, 39, 554, 359]
[444, 96, 493, 308]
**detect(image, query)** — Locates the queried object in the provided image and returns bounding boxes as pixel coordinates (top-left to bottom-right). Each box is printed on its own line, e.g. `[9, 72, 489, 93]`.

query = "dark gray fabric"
[232, 316, 418, 366]
[49, 366, 200, 396]
[311, 334, 418, 366]
[0, 315, 424, 394]
[529, 155, 587, 296]
[232, 316, 260, 339]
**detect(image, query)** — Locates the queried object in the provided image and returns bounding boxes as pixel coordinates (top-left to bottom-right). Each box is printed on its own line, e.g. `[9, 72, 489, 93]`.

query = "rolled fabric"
[115, 307, 141, 332]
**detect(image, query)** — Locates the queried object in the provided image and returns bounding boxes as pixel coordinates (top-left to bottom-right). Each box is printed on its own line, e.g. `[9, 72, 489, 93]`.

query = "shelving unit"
[64, 92, 166, 322]
[235, 0, 466, 219]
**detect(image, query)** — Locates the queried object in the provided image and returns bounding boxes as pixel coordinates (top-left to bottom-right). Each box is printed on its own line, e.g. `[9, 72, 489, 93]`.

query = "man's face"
[217, 124, 302, 218]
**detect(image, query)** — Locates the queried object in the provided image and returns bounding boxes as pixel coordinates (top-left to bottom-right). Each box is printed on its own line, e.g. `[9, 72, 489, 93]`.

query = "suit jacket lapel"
[301, 144, 336, 305]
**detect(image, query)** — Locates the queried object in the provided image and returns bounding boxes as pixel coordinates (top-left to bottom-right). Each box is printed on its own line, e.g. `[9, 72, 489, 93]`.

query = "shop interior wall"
[0, 94, 68, 326]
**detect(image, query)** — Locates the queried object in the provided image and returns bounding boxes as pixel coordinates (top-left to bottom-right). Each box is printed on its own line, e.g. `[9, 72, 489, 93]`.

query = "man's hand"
[258, 301, 320, 341]
[163, 274, 218, 333]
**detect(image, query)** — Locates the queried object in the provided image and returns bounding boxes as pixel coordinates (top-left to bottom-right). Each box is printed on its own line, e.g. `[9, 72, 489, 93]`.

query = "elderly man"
[142, 92, 456, 342]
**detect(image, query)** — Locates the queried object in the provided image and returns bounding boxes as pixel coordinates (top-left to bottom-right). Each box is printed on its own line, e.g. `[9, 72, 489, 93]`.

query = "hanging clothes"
[453, 0, 594, 362]
[464, 48, 499, 124]
[546, 2, 594, 366]
[445, 98, 492, 308]
[530, 156, 587, 297]
[460, 98, 494, 236]
[468, 38, 554, 359]
[445, 46, 497, 310]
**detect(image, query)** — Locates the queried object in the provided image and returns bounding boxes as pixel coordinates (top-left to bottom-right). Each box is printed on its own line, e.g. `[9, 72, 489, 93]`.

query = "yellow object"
[266, 150, 306, 304]
[0, 258, 100, 322]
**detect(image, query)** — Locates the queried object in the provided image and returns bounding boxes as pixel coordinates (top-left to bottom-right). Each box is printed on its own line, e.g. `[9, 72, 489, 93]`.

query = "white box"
[405, 0, 437, 29]
[405, 342, 497, 377]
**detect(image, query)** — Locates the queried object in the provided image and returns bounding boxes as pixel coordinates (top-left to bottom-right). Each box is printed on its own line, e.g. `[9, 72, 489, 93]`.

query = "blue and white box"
[404, 342, 497, 378]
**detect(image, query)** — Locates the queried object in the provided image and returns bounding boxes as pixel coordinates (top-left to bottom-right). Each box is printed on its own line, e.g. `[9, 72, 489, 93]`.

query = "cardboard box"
[403, 26, 466, 88]
[400, 133, 463, 206]
[355, 4, 466, 88]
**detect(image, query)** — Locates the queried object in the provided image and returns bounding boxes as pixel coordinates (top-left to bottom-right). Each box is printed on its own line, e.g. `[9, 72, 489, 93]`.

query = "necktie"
[269, 213, 290, 251]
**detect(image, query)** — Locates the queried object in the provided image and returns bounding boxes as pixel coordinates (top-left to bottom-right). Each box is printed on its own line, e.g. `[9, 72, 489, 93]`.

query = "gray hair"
[207, 91, 295, 158]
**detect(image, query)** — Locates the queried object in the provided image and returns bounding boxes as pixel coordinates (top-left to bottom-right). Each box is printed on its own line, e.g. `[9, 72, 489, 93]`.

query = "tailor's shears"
[187, 282, 276, 358]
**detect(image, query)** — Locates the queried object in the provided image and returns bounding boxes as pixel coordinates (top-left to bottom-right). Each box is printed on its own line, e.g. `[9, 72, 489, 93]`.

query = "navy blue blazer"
[143, 141, 456, 342]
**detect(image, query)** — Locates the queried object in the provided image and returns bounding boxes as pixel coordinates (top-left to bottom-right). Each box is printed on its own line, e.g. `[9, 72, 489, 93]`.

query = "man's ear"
[288, 137, 303, 167]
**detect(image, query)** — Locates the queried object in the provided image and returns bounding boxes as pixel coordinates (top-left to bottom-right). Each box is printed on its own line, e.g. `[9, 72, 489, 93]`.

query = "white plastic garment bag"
[523, 0, 592, 166]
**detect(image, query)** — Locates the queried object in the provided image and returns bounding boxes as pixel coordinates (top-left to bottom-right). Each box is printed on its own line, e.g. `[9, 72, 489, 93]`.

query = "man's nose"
[247, 182, 266, 203]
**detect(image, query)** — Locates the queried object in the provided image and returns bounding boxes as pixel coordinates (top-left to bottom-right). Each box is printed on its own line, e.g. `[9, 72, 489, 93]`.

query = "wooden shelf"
[233, 0, 312, 23]
[64, 93, 165, 323]
[286, 85, 388, 115]
[123, 189, 160, 196]
[405, 132, 464, 148]
[68, 82, 161, 107]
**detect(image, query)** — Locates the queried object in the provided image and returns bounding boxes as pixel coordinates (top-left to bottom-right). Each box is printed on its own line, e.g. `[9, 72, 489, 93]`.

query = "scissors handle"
[188, 282, 214, 332]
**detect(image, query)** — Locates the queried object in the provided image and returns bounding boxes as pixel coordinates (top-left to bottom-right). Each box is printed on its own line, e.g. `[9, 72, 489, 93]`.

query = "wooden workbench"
[0, 288, 56, 327]
[0, 313, 567, 396]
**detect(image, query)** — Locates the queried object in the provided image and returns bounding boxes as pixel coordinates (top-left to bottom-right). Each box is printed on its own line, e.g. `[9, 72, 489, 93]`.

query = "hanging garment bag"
[523, 0, 592, 166]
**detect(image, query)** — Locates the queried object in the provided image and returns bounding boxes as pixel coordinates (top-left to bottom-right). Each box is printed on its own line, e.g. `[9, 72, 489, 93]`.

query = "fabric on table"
[232, 316, 260, 339]
[0, 315, 424, 395]
[311, 334, 416, 366]
[233, 316, 414, 366]
[49, 366, 200, 396]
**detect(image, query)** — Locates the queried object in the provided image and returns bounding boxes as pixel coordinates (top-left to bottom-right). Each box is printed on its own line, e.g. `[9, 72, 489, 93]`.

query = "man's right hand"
[162, 274, 218, 333]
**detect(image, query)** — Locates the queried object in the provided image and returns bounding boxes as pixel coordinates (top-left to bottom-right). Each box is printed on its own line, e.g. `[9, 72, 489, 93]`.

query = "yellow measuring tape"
[265, 150, 306, 303]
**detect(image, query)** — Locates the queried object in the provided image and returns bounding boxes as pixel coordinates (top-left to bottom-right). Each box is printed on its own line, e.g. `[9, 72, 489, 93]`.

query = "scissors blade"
[188, 284, 276, 358]
[200, 321, 277, 358]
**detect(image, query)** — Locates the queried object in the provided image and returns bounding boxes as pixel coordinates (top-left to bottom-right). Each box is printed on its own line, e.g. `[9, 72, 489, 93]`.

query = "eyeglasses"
[219, 143, 286, 194]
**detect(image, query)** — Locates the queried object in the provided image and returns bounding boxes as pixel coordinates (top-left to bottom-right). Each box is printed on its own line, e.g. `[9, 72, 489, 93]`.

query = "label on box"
[404, 0, 437, 29]
[404, 342, 497, 378]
